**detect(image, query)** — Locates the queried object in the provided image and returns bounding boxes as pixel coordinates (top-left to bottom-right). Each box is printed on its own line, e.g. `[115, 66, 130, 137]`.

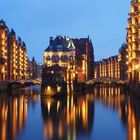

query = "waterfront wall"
[0, 83, 8, 92]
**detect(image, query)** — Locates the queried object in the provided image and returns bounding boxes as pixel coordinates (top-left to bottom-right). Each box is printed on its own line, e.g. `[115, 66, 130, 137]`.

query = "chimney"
[50, 37, 53, 45]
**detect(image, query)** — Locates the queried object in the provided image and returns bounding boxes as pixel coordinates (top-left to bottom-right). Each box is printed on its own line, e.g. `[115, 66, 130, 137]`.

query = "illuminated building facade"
[7, 29, 17, 80]
[16, 38, 27, 80]
[43, 36, 94, 84]
[0, 20, 8, 82]
[94, 56, 120, 80]
[0, 20, 28, 81]
[126, 0, 140, 82]
[43, 36, 76, 84]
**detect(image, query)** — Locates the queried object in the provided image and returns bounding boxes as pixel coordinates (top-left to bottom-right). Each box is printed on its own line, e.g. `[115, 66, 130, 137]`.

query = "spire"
[32, 57, 35, 62]
[67, 39, 75, 49]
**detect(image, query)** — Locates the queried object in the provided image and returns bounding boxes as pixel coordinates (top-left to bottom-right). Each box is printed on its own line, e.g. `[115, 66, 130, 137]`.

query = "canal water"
[0, 85, 139, 140]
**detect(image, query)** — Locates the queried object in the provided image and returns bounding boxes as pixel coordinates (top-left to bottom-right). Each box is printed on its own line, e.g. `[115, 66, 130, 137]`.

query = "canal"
[0, 85, 139, 140]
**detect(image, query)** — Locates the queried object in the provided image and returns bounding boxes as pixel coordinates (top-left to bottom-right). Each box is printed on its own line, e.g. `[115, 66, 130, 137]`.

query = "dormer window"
[49, 45, 53, 51]
[57, 45, 63, 51]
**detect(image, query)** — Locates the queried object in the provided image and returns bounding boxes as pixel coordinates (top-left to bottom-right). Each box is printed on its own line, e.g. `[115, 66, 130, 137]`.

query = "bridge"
[87, 78, 129, 85]
[7, 78, 42, 85]
[0, 78, 42, 92]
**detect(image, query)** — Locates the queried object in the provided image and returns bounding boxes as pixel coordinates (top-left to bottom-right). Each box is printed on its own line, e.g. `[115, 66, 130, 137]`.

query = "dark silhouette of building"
[73, 36, 94, 81]
[118, 43, 128, 80]
[31, 57, 37, 78]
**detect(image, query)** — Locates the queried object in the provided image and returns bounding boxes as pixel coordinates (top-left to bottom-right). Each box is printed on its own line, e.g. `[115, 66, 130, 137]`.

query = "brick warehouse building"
[94, 44, 127, 81]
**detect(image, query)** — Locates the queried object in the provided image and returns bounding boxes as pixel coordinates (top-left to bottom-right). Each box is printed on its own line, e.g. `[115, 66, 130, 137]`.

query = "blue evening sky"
[0, 0, 130, 63]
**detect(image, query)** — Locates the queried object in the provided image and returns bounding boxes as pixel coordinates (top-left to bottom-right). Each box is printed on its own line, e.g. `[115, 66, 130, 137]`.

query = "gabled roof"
[44, 36, 69, 52]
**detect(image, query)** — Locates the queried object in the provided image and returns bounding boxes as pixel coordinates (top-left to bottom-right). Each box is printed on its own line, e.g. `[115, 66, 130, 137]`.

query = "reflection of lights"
[19, 97, 24, 130]
[57, 102, 60, 112]
[133, 128, 136, 140]
[67, 133, 71, 140]
[71, 96, 73, 108]
[1, 102, 8, 140]
[58, 121, 63, 139]
[44, 119, 53, 139]
[125, 106, 127, 114]
[47, 86, 51, 91]
[1, 120, 6, 140]
[57, 85, 61, 92]
[47, 102, 51, 114]
[82, 101, 87, 127]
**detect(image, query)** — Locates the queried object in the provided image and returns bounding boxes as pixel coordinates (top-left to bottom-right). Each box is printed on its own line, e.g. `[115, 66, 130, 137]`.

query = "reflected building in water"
[0, 86, 40, 140]
[1, 85, 140, 140]
[0, 95, 27, 140]
[41, 92, 94, 140]
[93, 85, 140, 140]
[126, 97, 140, 140]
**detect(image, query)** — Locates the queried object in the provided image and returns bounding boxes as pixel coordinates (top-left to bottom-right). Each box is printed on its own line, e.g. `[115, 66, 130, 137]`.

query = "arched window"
[64, 55, 68, 62]
[52, 55, 59, 62]
[55, 55, 59, 62]
[46, 56, 51, 61]
[47, 56, 51, 61]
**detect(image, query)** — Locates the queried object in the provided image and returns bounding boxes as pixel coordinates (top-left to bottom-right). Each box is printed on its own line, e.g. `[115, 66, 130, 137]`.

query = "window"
[61, 55, 64, 61]
[64, 55, 68, 61]
[57, 45, 63, 51]
[55, 55, 59, 61]
[52, 55, 59, 62]
[52, 55, 55, 61]
[46, 56, 51, 61]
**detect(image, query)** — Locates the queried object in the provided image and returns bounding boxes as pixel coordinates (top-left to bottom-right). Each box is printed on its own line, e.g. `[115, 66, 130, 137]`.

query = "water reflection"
[1, 85, 140, 140]
[127, 97, 140, 140]
[41, 90, 94, 140]
[0, 86, 40, 140]
[93, 85, 140, 140]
